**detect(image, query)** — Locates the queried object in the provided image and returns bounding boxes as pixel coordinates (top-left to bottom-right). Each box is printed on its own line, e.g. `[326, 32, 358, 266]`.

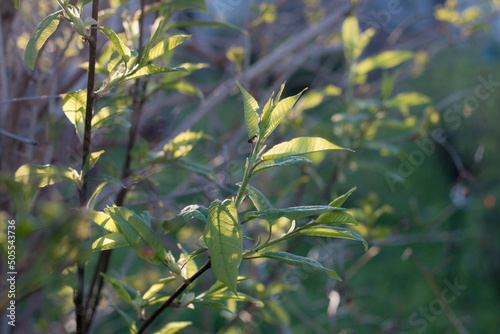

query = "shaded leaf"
[259, 251, 341, 281]
[106, 207, 166, 264]
[112, 306, 137, 334]
[262, 137, 348, 161]
[192, 300, 237, 316]
[101, 273, 137, 306]
[163, 205, 208, 233]
[24, 10, 62, 70]
[300, 226, 368, 250]
[203, 200, 242, 295]
[245, 205, 343, 222]
[244, 184, 275, 226]
[252, 156, 312, 174]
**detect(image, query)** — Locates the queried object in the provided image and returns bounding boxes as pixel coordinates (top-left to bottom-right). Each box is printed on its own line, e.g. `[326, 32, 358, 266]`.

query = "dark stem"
[84, 0, 147, 329]
[137, 261, 212, 334]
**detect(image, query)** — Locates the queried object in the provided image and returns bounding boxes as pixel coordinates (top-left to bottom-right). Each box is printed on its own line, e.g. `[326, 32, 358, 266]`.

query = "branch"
[0, 128, 38, 145]
[84, 0, 148, 329]
[76, 1, 99, 333]
[137, 261, 211, 334]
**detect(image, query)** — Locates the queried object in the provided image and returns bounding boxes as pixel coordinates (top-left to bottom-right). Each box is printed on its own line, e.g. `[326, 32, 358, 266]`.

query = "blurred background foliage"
[0, 0, 499, 333]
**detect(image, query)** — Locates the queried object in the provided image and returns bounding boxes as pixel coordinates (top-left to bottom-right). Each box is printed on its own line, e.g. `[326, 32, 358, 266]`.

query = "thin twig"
[0, 94, 63, 106]
[137, 261, 211, 334]
[0, 128, 38, 145]
[76, 1, 99, 333]
[84, 0, 148, 329]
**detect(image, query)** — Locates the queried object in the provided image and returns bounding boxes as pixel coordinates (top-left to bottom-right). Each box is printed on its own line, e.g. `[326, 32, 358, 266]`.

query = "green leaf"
[259, 251, 341, 281]
[380, 72, 398, 101]
[203, 200, 242, 295]
[191, 300, 237, 316]
[83, 150, 104, 175]
[14, 164, 72, 188]
[97, 26, 132, 63]
[160, 80, 204, 99]
[143, 277, 176, 300]
[62, 90, 86, 140]
[163, 205, 208, 233]
[300, 226, 367, 250]
[260, 88, 307, 140]
[355, 50, 413, 83]
[89, 210, 119, 232]
[387, 92, 430, 116]
[245, 205, 343, 222]
[101, 273, 137, 306]
[236, 82, 260, 140]
[106, 207, 166, 264]
[262, 137, 348, 161]
[168, 21, 246, 34]
[92, 233, 129, 251]
[204, 277, 248, 296]
[154, 321, 192, 334]
[330, 187, 356, 207]
[342, 15, 359, 61]
[252, 156, 312, 174]
[124, 64, 188, 82]
[169, 0, 208, 12]
[314, 210, 358, 225]
[14, 0, 20, 10]
[175, 159, 218, 181]
[203, 292, 264, 307]
[24, 10, 62, 70]
[145, 34, 192, 63]
[112, 306, 137, 334]
[244, 184, 275, 226]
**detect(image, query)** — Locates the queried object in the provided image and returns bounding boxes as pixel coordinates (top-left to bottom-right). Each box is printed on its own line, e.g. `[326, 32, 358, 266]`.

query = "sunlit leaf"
[355, 50, 413, 83]
[236, 82, 260, 140]
[146, 34, 191, 63]
[62, 90, 86, 139]
[97, 26, 132, 63]
[83, 150, 105, 175]
[143, 277, 176, 300]
[203, 200, 242, 295]
[24, 10, 62, 70]
[203, 292, 264, 307]
[14, 164, 73, 188]
[387, 92, 431, 116]
[89, 210, 119, 232]
[260, 88, 307, 140]
[262, 137, 348, 161]
[92, 233, 129, 251]
[259, 251, 341, 280]
[124, 64, 188, 82]
[154, 321, 192, 334]
[342, 15, 359, 61]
